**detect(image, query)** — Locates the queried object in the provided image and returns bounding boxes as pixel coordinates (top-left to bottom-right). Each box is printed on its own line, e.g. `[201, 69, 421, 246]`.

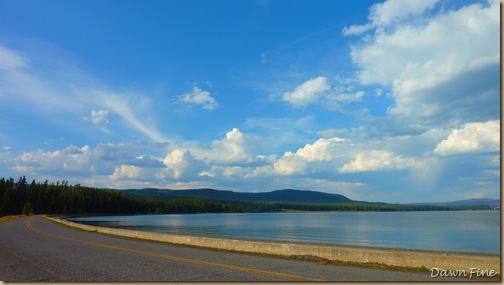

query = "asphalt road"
[0, 215, 486, 282]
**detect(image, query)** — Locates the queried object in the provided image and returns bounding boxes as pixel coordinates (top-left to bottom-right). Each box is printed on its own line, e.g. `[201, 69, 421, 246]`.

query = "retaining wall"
[47, 216, 500, 272]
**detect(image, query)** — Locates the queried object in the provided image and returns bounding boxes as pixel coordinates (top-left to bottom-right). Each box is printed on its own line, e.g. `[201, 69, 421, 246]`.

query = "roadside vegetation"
[0, 176, 491, 217]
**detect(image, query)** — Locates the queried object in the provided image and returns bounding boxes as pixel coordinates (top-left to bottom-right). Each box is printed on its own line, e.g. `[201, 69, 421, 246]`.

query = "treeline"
[0, 177, 490, 217]
[0, 177, 145, 216]
[271, 202, 490, 212]
[0, 177, 276, 216]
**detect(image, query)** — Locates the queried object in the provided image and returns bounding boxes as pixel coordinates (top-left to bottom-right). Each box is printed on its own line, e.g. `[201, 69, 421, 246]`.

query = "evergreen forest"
[0, 176, 491, 217]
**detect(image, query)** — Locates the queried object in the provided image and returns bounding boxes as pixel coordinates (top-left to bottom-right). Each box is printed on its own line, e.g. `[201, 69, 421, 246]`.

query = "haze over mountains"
[409, 198, 500, 208]
[121, 188, 499, 207]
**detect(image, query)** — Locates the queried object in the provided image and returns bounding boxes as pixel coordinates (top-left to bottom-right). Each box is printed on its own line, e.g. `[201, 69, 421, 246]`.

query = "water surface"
[70, 210, 500, 253]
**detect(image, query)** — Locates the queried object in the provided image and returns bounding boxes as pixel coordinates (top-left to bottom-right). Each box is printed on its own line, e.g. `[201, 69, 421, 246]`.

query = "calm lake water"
[69, 210, 500, 254]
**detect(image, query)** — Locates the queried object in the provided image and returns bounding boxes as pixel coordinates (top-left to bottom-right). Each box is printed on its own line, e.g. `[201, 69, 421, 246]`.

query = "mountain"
[410, 198, 500, 208]
[120, 188, 499, 209]
[120, 188, 354, 204]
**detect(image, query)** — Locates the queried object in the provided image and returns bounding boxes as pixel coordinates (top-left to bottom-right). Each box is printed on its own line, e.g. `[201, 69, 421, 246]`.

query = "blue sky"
[0, 0, 499, 203]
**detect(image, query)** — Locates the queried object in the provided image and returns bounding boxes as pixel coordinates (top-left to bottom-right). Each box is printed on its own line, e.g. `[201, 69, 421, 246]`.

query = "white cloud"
[178, 86, 219, 111]
[339, 150, 417, 173]
[272, 154, 307, 175]
[282, 76, 330, 107]
[98, 91, 170, 142]
[178, 128, 265, 168]
[346, 0, 499, 124]
[163, 149, 203, 179]
[130, 155, 165, 168]
[109, 165, 142, 180]
[282, 76, 366, 113]
[371, 0, 440, 28]
[87, 109, 109, 124]
[272, 137, 349, 175]
[14, 145, 93, 176]
[375, 88, 383, 96]
[91, 109, 109, 124]
[343, 0, 441, 35]
[327, 90, 365, 103]
[12, 142, 167, 178]
[0, 44, 171, 143]
[434, 120, 500, 155]
[209, 128, 255, 164]
[342, 23, 373, 36]
[352, 0, 498, 85]
[292, 137, 347, 161]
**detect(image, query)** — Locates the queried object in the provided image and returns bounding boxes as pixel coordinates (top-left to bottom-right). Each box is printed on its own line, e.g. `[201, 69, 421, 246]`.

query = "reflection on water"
[70, 210, 500, 253]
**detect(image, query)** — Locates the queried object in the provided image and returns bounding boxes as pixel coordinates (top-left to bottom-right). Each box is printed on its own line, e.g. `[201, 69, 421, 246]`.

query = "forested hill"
[120, 188, 354, 203]
[0, 177, 495, 217]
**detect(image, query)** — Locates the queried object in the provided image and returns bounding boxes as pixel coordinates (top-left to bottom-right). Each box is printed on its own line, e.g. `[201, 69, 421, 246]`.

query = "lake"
[69, 210, 500, 254]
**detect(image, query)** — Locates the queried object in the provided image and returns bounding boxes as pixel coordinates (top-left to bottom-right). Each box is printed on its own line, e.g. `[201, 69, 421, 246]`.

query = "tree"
[22, 202, 33, 216]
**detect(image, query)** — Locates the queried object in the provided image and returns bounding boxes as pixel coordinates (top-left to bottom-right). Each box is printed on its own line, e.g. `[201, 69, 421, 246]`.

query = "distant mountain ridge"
[121, 188, 354, 204]
[409, 198, 500, 208]
[120, 188, 499, 208]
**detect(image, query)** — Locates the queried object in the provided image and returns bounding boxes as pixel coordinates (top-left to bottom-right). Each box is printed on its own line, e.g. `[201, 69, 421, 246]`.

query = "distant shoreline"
[56, 206, 500, 219]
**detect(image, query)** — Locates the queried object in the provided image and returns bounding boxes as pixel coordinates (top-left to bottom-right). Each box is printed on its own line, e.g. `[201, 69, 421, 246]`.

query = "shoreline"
[47, 215, 500, 273]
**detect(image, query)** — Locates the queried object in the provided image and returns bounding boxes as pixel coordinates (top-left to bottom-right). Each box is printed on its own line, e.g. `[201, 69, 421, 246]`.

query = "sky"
[0, 0, 500, 203]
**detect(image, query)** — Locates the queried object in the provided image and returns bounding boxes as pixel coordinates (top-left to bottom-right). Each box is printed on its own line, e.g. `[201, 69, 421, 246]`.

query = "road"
[0, 215, 484, 282]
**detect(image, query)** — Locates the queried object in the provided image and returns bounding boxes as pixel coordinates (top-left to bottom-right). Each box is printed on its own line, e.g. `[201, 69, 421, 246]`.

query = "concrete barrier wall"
[47, 216, 500, 272]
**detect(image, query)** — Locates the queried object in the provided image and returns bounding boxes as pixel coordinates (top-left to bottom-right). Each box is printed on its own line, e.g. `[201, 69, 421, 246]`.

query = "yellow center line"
[27, 217, 325, 282]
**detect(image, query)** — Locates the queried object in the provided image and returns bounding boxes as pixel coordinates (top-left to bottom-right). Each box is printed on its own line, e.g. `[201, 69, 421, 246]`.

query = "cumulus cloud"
[291, 137, 347, 161]
[109, 165, 142, 180]
[83, 109, 110, 124]
[90, 109, 109, 124]
[178, 86, 219, 111]
[282, 76, 366, 112]
[338, 150, 417, 173]
[272, 137, 349, 175]
[163, 149, 204, 179]
[345, 0, 499, 124]
[434, 120, 500, 155]
[130, 155, 165, 168]
[256, 135, 426, 178]
[209, 128, 256, 164]
[14, 145, 93, 176]
[343, 0, 441, 35]
[282, 76, 330, 107]
[272, 153, 307, 175]
[10, 129, 263, 185]
[12, 142, 167, 178]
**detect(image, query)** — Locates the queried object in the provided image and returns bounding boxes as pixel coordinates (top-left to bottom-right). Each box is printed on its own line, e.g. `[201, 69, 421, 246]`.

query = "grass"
[0, 215, 21, 223]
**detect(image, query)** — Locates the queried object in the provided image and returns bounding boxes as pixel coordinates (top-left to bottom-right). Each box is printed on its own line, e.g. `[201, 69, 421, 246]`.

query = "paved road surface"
[0, 215, 486, 282]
